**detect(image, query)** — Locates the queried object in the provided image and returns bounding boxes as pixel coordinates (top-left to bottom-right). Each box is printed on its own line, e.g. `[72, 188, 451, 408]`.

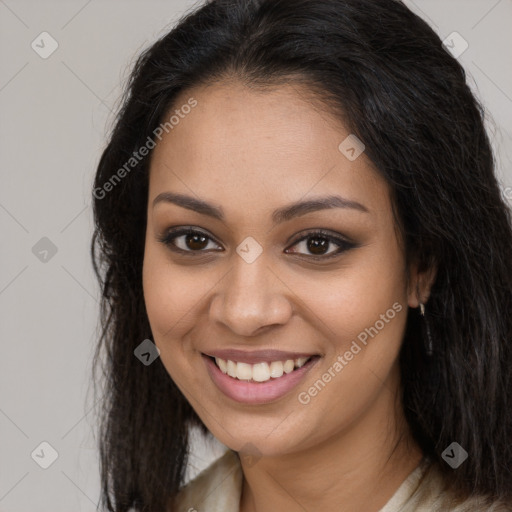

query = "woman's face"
[143, 81, 420, 457]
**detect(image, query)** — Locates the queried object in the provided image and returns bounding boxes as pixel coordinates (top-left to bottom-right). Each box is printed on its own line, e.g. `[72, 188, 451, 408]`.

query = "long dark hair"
[91, 0, 512, 510]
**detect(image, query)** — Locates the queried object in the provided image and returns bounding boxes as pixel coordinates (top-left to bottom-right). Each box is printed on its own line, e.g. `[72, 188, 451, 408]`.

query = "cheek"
[299, 249, 407, 342]
[292, 266, 407, 441]
[142, 244, 203, 376]
[142, 243, 203, 337]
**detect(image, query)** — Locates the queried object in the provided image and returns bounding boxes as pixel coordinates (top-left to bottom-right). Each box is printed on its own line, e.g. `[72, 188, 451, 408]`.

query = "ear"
[407, 259, 438, 309]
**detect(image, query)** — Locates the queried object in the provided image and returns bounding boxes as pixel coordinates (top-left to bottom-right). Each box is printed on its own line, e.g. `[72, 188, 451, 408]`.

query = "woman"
[91, 0, 512, 510]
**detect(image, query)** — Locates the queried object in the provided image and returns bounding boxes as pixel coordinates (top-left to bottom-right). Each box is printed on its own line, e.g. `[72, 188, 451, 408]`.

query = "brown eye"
[158, 228, 222, 254]
[286, 230, 355, 259]
[158, 227, 356, 260]
[184, 232, 208, 250]
[306, 235, 330, 255]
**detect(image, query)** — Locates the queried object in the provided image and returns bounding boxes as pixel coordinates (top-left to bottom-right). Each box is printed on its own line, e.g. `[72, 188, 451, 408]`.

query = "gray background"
[1, 1, 511, 510]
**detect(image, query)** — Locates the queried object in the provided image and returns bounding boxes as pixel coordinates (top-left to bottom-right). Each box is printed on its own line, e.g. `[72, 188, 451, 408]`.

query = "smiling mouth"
[206, 354, 319, 383]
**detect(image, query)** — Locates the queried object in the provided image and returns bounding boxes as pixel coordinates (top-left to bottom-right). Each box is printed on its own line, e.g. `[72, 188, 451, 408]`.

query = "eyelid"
[287, 228, 354, 246]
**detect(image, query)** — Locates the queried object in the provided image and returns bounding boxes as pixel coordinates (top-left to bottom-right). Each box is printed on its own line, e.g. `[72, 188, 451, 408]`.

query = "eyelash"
[157, 227, 356, 261]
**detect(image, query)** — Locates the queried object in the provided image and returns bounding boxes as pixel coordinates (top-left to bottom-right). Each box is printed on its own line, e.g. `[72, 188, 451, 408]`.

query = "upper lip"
[202, 349, 318, 364]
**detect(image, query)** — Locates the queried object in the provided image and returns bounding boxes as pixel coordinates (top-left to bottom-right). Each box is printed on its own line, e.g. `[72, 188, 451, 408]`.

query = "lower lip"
[202, 354, 320, 405]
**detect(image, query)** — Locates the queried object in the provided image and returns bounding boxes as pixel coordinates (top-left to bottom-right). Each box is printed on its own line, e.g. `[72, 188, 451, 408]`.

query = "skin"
[142, 80, 436, 512]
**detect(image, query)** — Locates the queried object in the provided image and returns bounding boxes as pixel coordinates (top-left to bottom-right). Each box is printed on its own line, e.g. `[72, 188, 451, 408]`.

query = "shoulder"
[171, 449, 243, 512]
[397, 459, 512, 512]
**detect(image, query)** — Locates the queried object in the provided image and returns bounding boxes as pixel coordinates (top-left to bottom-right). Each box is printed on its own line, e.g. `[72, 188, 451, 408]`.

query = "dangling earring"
[419, 302, 434, 356]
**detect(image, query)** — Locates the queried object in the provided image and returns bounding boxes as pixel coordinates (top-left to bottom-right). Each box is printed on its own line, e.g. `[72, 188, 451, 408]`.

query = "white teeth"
[226, 359, 237, 378]
[252, 362, 270, 382]
[269, 361, 284, 378]
[295, 356, 309, 368]
[216, 358, 228, 374]
[213, 356, 312, 383]
[236, 362, 252, 380]
[283, 359, 295, 374]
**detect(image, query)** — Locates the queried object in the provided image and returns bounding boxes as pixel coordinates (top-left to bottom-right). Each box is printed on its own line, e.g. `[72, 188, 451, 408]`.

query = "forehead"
[148, 81, 389, 221]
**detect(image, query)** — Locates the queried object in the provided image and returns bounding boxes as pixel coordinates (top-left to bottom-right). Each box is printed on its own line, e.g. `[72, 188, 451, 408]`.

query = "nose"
[209, 254, 293, 337]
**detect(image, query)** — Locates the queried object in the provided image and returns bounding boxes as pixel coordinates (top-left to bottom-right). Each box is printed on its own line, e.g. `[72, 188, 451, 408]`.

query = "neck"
[238, 368, 423, 512]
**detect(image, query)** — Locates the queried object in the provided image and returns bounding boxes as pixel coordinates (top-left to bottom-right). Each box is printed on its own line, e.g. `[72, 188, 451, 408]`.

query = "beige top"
[173, 449, 512, 512]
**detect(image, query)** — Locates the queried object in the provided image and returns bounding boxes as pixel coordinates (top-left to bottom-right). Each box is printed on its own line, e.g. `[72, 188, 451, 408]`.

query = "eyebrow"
[152, 192, 369, 224]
